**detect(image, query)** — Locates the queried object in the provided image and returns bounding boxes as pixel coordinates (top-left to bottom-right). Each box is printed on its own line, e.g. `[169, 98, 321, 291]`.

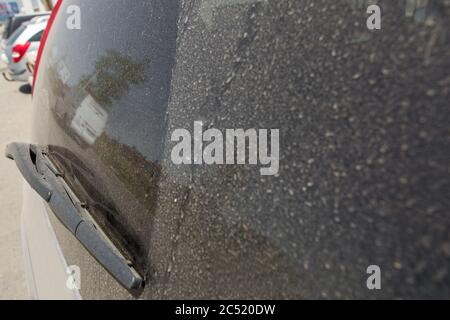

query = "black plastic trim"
[5, 142, 144, 291]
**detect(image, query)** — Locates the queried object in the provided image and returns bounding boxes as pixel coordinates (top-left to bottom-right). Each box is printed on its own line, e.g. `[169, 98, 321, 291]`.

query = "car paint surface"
[29, 0, 449, 299]
[21, 183, 80, 299]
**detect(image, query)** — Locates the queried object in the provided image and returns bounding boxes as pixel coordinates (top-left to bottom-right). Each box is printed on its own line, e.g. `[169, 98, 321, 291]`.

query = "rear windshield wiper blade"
[5, 143, 144, 292]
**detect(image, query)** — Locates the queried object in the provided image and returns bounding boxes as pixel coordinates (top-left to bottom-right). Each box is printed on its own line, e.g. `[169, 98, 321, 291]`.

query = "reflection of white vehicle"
[70, 94, 108, 145]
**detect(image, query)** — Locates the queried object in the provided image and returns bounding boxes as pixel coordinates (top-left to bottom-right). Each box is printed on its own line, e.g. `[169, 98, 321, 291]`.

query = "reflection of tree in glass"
[80, 51, 150, 106]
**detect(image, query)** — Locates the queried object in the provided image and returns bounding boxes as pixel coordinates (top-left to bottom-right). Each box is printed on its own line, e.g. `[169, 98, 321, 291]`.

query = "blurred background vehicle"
[1, 17, 47, 81]
[1, 12, 48, 49]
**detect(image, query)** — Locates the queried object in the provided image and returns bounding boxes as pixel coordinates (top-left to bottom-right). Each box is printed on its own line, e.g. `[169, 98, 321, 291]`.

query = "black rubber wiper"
[5, 143, 144, 291]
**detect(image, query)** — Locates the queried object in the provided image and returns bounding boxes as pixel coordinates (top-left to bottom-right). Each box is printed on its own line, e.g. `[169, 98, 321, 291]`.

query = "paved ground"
[0, 75, 32, 299]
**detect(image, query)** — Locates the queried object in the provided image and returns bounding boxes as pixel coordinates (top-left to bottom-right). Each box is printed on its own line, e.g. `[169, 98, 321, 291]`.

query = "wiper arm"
[5, 143, 144, 292]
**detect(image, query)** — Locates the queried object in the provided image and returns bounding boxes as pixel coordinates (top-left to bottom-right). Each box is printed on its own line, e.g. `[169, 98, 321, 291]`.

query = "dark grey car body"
[29, 0, 449, 299]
